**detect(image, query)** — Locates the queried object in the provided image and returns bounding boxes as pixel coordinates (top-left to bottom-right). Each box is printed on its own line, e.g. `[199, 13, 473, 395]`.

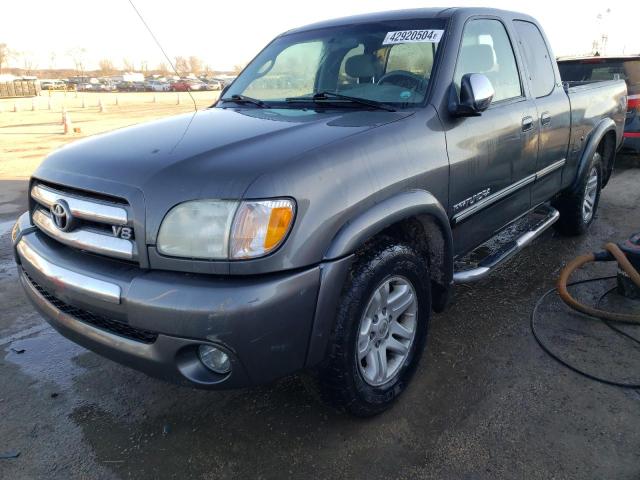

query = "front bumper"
[13, 212, 350, 388]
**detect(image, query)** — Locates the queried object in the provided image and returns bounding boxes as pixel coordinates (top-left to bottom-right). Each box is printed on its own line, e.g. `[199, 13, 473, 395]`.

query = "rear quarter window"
[513, 20, 556, 98]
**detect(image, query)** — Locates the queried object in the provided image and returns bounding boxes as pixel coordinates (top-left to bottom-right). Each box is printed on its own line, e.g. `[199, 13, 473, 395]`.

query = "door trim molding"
[452, 158, 566, 224]
[535, 158, 566, 180]
[452, 174, 535, 224]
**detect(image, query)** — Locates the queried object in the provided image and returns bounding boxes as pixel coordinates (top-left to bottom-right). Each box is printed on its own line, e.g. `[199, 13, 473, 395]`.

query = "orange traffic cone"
[63, 111, 73, 134]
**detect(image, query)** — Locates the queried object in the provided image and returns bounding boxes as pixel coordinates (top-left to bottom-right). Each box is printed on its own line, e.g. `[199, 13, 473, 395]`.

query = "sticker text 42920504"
[382, 30, 444, 45]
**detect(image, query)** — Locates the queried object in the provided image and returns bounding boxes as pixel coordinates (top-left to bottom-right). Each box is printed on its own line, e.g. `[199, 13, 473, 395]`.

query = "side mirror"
[449, 73, 495, 117]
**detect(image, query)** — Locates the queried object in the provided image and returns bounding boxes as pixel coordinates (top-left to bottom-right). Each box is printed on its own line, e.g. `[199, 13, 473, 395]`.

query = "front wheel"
[316, 240, 431, 416]
[553, 151, 603, 236]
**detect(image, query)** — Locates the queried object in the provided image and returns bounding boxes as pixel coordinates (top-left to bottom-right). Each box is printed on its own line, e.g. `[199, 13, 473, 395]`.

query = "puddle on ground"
[3, 326, 89, 391]
[0, 219, 16, 236]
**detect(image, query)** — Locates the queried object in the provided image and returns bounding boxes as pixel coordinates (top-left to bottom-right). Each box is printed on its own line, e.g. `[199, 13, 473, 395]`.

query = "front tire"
[316, 239, 431, 417]
[553, 151, 603, 236]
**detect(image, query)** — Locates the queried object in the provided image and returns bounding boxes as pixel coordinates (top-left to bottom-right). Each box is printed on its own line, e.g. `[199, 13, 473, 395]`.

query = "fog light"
[198, 345, 231, 374]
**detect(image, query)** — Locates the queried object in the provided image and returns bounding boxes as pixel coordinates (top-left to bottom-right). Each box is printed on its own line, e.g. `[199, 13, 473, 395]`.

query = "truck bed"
[563, 79, 627, 186]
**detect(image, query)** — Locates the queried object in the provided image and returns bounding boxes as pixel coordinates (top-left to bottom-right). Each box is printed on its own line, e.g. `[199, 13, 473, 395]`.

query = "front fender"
[305, 190, 454, 368]
[323, 189, 452, 263]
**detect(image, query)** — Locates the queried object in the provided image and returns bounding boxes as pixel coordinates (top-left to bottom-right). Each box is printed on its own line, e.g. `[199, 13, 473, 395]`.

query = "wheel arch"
[323, 189, 454, 302]
[572, 118, 617, 192]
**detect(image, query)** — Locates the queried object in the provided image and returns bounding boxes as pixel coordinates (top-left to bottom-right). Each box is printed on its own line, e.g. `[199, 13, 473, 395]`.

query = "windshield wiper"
[219, 94, 268, 108]
[285, 91, 395, 112]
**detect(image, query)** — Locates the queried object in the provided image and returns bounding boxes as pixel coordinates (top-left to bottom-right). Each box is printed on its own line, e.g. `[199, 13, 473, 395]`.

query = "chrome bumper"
[16, 239, 121, 304]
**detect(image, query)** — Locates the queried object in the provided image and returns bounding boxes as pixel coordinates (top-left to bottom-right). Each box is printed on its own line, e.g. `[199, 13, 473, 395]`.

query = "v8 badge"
[112, 225, 133, 240]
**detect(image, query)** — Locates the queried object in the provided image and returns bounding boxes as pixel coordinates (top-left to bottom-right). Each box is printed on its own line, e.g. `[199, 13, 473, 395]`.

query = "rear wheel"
[316, 239, 431, 416]
[553, 151, 603, 236]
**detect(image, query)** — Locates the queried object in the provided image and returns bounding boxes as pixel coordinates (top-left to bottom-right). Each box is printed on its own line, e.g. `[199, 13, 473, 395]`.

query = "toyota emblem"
[50, 200, 75, 232]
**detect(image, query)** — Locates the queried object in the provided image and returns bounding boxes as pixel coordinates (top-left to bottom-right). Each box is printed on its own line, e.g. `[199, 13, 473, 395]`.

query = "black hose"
[530, 276, 640, 388]
[597, 286, 640, 346]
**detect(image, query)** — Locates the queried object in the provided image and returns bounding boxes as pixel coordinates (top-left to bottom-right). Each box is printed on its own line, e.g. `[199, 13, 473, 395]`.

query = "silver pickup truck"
[12, 8, 626, 416]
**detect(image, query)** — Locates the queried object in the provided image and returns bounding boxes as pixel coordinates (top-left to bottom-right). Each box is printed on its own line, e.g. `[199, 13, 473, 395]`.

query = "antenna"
[127, 0, 197, 112]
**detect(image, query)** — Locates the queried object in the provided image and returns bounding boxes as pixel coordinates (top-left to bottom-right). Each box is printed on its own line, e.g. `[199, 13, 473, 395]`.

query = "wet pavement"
[1, 160, 640, 479]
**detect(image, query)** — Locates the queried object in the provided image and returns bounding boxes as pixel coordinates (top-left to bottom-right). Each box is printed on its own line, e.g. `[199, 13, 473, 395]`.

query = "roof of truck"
[284, 7, 534, 35]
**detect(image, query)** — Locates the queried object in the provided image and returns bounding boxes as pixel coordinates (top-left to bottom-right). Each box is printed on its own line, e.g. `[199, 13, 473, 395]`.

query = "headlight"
[156, 198, 295, 260]
[229, 199, 295, 259]
[157, 200, 238, 259]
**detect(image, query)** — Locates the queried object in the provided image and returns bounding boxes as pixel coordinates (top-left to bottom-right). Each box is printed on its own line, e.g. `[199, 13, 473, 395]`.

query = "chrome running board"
[453, 206, 560, 283]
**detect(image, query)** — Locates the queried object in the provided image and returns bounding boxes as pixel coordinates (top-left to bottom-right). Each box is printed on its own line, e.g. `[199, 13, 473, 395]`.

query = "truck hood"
[34, 107, 411, 202]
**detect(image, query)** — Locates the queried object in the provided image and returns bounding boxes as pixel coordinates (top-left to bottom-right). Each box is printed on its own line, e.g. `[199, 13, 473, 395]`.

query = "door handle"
[541, 112, 552, 126]
[521, 116, 534, 132]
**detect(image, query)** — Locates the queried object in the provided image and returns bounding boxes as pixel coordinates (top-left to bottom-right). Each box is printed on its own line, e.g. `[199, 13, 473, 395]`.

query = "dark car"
[558, 56, 640, 153]
[13, 8, 626, 416]
[118, 81, 146, 92]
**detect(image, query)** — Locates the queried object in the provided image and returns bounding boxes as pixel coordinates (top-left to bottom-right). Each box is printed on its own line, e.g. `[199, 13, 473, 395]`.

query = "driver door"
[445, 18, 539, 256]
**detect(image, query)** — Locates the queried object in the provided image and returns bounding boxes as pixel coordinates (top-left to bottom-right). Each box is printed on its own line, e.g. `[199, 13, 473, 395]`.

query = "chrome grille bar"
[31, 184, 128, 225]
[33, 209, 135, 260]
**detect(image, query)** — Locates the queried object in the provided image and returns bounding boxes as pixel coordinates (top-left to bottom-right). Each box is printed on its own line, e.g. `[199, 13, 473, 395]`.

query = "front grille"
[30, 182, 137, 262]
[35, 180, 128, 205]
[24, 270, 158, 344]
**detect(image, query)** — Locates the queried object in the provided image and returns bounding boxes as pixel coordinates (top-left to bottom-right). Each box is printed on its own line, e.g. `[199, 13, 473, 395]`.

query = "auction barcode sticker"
[383, 30, 444, 45]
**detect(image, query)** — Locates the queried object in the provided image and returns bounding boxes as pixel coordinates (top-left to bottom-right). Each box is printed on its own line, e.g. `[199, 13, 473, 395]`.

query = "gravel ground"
[1, 156, 639, 479]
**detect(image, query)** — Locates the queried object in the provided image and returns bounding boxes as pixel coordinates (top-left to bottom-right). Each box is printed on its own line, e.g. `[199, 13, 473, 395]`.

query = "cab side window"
[454, 19, 522, 103]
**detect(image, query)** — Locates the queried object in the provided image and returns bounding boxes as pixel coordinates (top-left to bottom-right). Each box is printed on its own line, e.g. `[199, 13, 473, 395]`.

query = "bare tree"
[232, 63, 246, 74]
[188, 56, 202, 75]
[49, 51, 57, 70]
[67, 47, 88, 77]
[99, 58, 115, 76]
[156, 62, 170, 76]
[174, 56, 189, 76]
[20, 51, 38, 75]
[122, 58, 135, 72]
[0, 43, 13, 74]
[140, 60, 148, 73]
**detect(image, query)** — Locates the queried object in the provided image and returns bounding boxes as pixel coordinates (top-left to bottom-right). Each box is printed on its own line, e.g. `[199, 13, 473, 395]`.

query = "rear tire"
[553, 151, 603, 236]
[316, 239, 431, 417]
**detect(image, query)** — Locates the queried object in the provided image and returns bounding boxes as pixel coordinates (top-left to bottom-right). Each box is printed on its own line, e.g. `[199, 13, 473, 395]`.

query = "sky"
[2, 0, 639, 72]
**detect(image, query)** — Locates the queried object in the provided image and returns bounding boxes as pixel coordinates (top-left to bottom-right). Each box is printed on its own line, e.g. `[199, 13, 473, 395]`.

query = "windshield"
[221, 19, 447, 108]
